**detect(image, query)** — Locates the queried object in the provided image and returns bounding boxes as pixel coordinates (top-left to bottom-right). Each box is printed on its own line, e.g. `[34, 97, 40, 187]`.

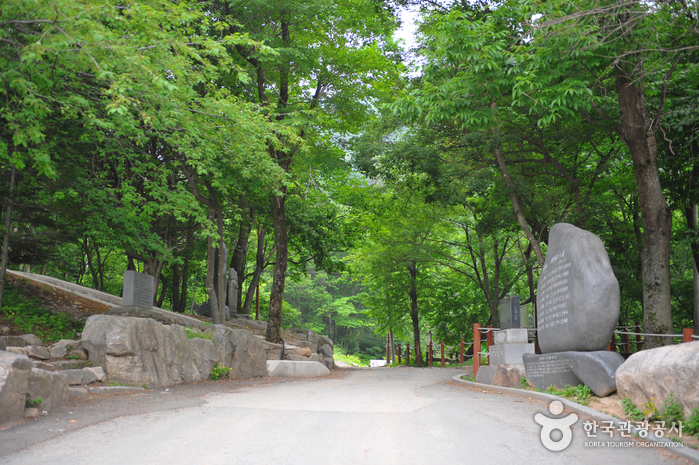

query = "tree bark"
[616, 70, 673, 348]
[266, 191, 288, 343]
[408, 260, 421, 366]
[0, 164, 16, 310]
[243, 229, 266, 314]
[493, 143, 545, 267]
[231, 212, 253, 313]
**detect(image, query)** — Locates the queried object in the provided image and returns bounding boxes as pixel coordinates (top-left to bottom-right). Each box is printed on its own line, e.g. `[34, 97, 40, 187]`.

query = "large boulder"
[537, 223, 620, 353]
[0, 352, 32, 425]
[224, 328, 267, 379]
[81, 315, 187, 388]
[26, 368, 69, 411]
[188, 337, 218, 381]
[616, 342, 699, 416]
[20, 334, 43, 347]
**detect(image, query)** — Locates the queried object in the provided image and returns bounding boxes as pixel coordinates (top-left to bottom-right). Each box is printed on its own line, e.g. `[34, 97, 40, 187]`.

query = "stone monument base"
[522, 351, 625, 397]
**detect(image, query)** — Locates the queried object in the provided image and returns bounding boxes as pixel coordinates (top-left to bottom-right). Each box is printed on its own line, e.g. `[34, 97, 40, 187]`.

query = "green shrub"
[622, 398, 645, 421]
[685, 408, 699, 437]
[544, 384, 592, 405]
[210, 363, 231, 381]
[184, 327, 214, 342]
[661, 393, 684, 424]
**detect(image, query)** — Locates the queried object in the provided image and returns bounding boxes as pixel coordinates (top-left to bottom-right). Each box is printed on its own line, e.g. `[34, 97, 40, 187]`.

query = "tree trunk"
[205, 206, 221, 324]
[616, 70, 673, 348]
[408, 260, 421, 366]
[692, 205, 699, 335]
[243, 229, 266, 314]
[266, 191, 288, 343]
[0, 164, 16, 310]
[231, 213, 253, 313]
[493, 143, 545, 267]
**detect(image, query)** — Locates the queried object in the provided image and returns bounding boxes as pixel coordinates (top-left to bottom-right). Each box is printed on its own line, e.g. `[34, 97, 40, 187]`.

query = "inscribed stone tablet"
[537, 223, 619, 353]
[122, 271, 154, 309]
[499, 296, 520, 329]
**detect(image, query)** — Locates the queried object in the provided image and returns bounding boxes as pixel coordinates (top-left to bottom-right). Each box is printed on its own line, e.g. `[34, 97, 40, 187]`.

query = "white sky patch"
[393, 5, 419, 51]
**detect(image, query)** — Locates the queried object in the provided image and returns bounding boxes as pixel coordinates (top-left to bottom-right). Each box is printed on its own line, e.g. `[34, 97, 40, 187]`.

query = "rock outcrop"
[616, 342, 699, 416]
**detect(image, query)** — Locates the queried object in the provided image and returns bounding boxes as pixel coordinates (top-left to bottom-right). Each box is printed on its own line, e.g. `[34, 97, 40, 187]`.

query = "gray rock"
[70, 347, 88, 360]
[27, 368, 68, 411]
[24, 408, 40, 418]
[298, 341, 318, 353]
[1, 336, 27, 347]
[0, 352, 32, 425]
[21, 334, 43, 346]
[523, 351, 624, 397]
[84, 366, 106, 382]
[0, 338, 5, 351]
[317, 335, 333, 349]
[56, 339, 81, 350]
[31, 361, 57, 372]
[616, 342, 699, 417]
[49, 360, 84, 370]
[6, 347, 26, 356]
[68, 387, 90, 398]
[168, 325, 200, 383]
[61, 369, 97, 386]
[110, 306, 190, 327]
[475, 365, 497, 385]
[88, 386, 146, 394]
[188, 337, 218, 382]
[1, 326, 10, 335]
[536, 223, 620, 353]
[309, 354, 321, 362]
[226, 329, 267, 379]
[194, 302, 230, 320]
[81, 315, 186, 388]
[207, 324, 238, 368]
[49, 345, 67, 360]
[323, 356, 334, 371]
[25, 346, 51, 360]
[319, 344, 333, 358]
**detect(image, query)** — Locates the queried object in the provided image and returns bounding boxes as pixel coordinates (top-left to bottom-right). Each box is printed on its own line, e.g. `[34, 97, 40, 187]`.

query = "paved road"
[0, 368, 687, 464]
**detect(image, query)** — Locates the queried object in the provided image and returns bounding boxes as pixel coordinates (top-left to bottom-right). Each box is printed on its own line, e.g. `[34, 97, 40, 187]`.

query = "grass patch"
[540, 384, 592, 405]
[184, 327, 214, 342]
[0, 283, 83, 342]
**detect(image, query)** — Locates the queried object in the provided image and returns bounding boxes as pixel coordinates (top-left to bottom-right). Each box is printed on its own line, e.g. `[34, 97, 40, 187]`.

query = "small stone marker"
[499, 296, 520, 329]
[122, 271, 154, 309]
[536, 223, 619, 353]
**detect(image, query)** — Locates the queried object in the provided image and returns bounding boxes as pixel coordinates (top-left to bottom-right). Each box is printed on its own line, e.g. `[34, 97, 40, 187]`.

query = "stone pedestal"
[523, 351, 624, 397]
[476, 329, 533, 388]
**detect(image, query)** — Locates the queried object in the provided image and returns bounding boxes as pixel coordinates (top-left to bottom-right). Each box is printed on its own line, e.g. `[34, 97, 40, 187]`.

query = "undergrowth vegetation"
[0, 284, 84, 343]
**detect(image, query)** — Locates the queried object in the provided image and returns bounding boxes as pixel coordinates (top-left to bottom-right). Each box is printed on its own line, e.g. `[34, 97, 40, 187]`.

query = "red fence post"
[473, 323, 481, 378]
[441, 341, 445, 367]
[406, 343, 410, 366]
[486, 325, 494, 366]
[610, 331, 617, 352]
[635, 322, 643, 352]
[460, 339, 464, 364]
[684, 328, 695, 343]
[397, 345, 402, 364]
[428, 341, 433, 367]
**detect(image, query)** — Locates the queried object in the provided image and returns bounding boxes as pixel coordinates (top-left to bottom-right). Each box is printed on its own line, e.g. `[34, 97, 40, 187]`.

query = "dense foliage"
[1, 0, 697, 360]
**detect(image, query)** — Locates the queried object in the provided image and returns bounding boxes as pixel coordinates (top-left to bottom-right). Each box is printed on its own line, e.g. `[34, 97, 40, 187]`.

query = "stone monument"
[121, 270, 154, 309]
[499, 296, 521, 329]
[522, 223, 625, 397]
[475, 327, 534, 387]
[227, 268, 238, 314]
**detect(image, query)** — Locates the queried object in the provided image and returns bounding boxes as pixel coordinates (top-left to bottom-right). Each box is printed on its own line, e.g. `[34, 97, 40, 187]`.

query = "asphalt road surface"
[0, 367, 689, 464]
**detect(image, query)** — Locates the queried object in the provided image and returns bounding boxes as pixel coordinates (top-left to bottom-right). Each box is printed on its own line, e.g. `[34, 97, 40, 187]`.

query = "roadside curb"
[452, 375, 699, 463]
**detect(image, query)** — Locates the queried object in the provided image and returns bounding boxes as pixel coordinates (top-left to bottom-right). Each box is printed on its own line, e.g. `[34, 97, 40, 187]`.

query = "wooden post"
[486, 325, 494, 366]
[406, 343, 410, 366]
[635, 321, 643, 352]
[416, 343, 421, 367]
[441, 341, 445, 367]
[397, 345, 402, 364]
[610, 331, 617, 352]
[460, 339, 464, 364]
[621, 330, 629, 354]
[428, 341, 433, 367]
[473, 323, 481, 378]
[683, 328, 695, 343]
